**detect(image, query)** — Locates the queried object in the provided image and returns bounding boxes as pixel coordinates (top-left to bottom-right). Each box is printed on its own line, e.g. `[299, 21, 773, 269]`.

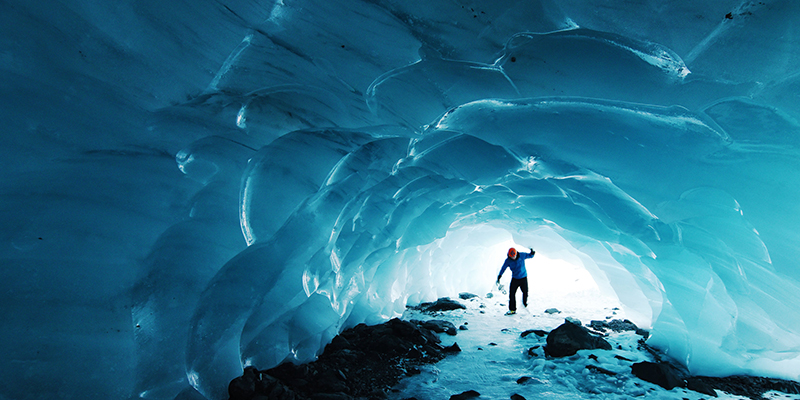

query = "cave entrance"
[411, 223, 651, 326]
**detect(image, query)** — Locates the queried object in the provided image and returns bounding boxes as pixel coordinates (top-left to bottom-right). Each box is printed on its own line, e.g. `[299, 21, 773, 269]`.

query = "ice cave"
[2, 1, 800, 399]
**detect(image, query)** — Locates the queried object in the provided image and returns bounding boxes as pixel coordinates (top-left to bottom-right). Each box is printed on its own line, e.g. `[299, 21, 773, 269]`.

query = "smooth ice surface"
[2, 1, 800, 399]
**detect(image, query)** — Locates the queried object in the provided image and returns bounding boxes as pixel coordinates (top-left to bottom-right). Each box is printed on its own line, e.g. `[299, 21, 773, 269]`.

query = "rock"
[545, 320, 611, 357]
[449, 390, 480, 400]
[684, 377, 717, 397]
[688, 375, 800, 399]
[364, 390, 388, 399]
[588, 320, 611, 331]
[510, 394, 526, 400]
[458, 292, 478, 300]
[416, 319, 457, 336]
[586, 365, 616, 376]
[231, 317, 461, 400]
[324, 335, 353, 353]
[443, 343, 461, 353]
[416, 297, 466, 312]
[310, 393, 352, 400]
[516, 376, 540, 384]
[459, 324, 468, 331]
[544, 308, 560, 314]
[631, 361, 685, 390]
[312, 369, 348, 394]
[229, 367, 297, 400]
[520, 329, 548, 338]
[614, 355, 633, 362]
[589, 319, 650, 338]
[228, 366, 259, 400]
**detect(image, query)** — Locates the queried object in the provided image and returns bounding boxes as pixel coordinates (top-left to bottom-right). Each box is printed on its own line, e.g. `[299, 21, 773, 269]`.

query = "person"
[497, 247, 535, 315]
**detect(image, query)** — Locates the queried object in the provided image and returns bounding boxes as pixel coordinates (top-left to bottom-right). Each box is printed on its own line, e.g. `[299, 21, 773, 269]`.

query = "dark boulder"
[415, 319, 457, 336]
[689, 375, 800, 399]
[458, 292, 478, 300]
[544, 320, 611, 357]
[516, 376, 541, 385]
[631, 361, 685, 390]
[544, 308, 560, 314]
[510, 394, 526, 400]
[684, 377, 718, 397]
[520, 329, 547, 338]
[449, 390, 480, 400]
[443, 343, 461, 353]
[416, 297, 467, 312]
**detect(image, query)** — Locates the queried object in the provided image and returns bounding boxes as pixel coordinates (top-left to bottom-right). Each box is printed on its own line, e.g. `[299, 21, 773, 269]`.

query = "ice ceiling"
[2, 1, 800, 399]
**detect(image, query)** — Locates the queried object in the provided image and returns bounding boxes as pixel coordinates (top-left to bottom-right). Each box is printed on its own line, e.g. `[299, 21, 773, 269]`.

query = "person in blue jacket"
[497, 247, 535, 315]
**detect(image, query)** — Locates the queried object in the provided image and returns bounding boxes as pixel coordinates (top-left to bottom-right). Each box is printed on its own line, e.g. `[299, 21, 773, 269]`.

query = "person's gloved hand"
[530, 248, 534, 253]
[496, 277, 500, 284]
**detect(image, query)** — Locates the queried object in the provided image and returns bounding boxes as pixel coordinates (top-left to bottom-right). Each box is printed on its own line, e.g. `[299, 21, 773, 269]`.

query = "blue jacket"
[498, 250, 535, 280]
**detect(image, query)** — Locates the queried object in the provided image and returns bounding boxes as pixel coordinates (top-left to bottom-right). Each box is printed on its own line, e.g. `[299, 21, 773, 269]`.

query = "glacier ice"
[2, 1, 800, 399]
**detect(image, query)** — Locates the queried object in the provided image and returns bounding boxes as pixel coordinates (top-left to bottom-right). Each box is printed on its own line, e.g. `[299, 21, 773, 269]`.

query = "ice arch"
[181, 105, 798, 398]
[3, 1, 800, 400]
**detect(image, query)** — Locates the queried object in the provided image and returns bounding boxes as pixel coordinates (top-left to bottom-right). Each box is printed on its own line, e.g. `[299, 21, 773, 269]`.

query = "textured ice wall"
[2, 1, 800, 400]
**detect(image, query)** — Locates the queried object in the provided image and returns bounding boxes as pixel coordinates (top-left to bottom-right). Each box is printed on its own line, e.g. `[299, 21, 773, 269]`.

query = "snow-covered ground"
[392, 287, 800, 400]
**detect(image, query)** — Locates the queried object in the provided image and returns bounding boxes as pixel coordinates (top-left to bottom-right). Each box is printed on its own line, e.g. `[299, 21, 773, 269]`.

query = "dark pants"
[509, 277, 528, 311]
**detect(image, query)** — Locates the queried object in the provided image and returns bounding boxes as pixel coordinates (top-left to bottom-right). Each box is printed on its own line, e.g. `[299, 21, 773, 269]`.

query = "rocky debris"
[630, 351, 800, 399]
[688, 375, 800, 399]
[588, 319, 649, 338]
[544, 308, 560, 314]
[510, 394, 526, 400]
[545, 319, 611, 357]
[520, 329, 547, 338]
[458, 292, 478, 300]
[449, 389, 480, 400]
[413, 297, 466, 312]
[694, 375, 800, 399]
[228, 318, 460, 400]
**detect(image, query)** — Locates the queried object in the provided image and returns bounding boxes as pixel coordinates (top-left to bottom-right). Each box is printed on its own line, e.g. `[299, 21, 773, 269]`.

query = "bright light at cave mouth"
[425, 223, 631, 323]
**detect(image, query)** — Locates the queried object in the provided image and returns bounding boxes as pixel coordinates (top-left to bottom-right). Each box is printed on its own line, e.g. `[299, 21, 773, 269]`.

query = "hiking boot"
[505, 310, 516, 315]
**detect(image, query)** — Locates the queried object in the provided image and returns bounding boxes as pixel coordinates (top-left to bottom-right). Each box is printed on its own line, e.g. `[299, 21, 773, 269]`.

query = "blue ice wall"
[2, 1, 800, 399]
